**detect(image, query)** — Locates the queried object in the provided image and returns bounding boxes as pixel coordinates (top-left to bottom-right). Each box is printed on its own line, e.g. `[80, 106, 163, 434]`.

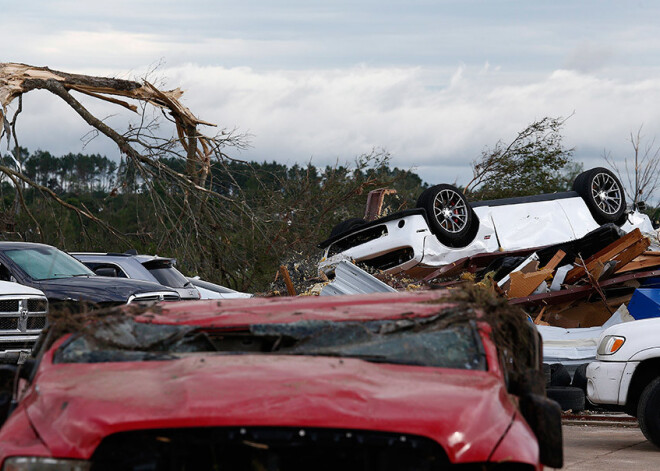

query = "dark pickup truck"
[0, 242, 180, 307]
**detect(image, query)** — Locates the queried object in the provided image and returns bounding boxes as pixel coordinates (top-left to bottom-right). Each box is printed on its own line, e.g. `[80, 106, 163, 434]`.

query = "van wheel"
[547, 386, 585, 412]
[416, 184, 474, 247]
[573, 168, 626, 224]
[638, 377, 660, 448]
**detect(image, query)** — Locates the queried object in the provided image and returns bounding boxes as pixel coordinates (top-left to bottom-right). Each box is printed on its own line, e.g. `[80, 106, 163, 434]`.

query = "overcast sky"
[2, 0, 660, 185]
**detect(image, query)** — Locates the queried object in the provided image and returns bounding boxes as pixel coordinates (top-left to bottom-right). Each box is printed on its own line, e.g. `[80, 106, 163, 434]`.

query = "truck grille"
[0, 316, 46, 331]
[0, 300, 18, 312]
[91, 427, 449, 471]
[0, 295, 48, 335]
[127, 292, 180, 304]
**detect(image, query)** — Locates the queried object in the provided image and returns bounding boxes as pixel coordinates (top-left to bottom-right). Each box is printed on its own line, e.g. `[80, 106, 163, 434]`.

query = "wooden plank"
[583, 229, 643, 266]
[615, 252, 660, 274]
[533, 306, 548, 325]
[507, 268, 553, 298]
[423, 257, 470, 281]
[564, 229, 643, 284]
[542, 249, 566, 272]
[423, 246, 541, 282]
[364, 188, 397, 221]
[279, 265, 297, 296]
[606, 237, 651, 276]
[509, 268, 660, 307]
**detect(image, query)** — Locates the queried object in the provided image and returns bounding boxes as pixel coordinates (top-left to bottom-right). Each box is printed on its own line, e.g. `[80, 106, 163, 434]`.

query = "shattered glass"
[54, 316, 487, 371]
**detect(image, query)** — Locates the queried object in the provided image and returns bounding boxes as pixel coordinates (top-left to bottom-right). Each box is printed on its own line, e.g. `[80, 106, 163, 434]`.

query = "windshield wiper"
[49, 273, 91, 278]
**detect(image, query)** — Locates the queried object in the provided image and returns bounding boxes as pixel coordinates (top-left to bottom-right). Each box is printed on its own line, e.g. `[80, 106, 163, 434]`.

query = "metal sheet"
[320, 261, 397, 296]
[538, 305, 632, 367]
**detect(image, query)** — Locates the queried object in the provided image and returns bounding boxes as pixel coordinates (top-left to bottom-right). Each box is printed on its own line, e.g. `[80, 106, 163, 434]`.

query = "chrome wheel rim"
[591, 173, 623, 214]
[433, 189, 469, 233]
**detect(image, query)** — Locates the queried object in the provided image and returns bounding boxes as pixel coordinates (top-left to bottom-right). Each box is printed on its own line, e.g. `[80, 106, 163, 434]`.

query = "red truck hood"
[26, 354, 516, 463]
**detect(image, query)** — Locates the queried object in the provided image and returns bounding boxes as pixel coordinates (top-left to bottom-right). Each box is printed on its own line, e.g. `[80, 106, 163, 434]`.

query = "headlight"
[597, 335, 626, 355]
[3, 457, 90, 471]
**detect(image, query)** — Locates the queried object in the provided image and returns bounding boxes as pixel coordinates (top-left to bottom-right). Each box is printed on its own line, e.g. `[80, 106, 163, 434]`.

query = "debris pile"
[422, 225, 660, 329]
[311, 218, 660, 412]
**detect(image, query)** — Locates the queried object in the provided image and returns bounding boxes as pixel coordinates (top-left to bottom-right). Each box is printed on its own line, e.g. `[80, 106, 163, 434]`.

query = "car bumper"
[0, 334, 39, 364]
[586, 360, 637, 405]
[320, 214, 429, 274]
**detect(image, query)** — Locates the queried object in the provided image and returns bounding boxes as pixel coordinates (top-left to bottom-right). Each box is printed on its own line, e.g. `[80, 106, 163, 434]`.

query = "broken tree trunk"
[0, 62, 216, 187]
[0, 62, 258, 289]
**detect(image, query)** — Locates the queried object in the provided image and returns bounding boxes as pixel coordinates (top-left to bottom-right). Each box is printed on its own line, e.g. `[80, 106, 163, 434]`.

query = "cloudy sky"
[2, 0, 660, 185]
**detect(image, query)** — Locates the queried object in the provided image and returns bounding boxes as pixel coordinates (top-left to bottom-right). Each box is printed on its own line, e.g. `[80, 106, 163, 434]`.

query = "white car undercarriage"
[319, 168, 655, 276]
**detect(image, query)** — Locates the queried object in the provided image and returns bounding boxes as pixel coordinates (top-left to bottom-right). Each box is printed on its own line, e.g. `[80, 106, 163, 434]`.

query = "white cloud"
[161, 65, 660, 183]
[4, 64, 660, 187]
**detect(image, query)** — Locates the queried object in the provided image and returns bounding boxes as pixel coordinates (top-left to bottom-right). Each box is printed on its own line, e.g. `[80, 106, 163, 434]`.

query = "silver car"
[71, 252, 201, 300]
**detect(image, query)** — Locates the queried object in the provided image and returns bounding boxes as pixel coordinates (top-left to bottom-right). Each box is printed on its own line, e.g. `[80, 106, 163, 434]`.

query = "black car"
[0, 242, 180, 306]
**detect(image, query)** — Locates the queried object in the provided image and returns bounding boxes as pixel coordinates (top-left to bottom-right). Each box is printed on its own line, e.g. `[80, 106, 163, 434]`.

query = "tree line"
[1, 117, 643, 293]
[1, 67, 655, 294]
[0, 149, 431, 291]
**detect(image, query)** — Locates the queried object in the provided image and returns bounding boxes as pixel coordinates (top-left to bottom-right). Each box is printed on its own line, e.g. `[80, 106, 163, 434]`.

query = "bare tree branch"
[603, 125, 660, 206]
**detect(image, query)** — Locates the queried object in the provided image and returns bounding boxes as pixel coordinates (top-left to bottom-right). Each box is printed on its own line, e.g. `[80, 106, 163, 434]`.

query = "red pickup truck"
[0, 291, 561, 470]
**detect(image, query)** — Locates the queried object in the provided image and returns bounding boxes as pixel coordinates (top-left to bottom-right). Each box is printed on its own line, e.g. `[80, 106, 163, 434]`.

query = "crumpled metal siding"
[321, 261, 396, 296]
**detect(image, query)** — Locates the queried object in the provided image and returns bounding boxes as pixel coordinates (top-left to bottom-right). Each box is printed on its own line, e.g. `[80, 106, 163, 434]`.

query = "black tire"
[571, 363, 589, 392]
[573, 167, 627, 224]
[547, 386, 586, 412]
[637, 377, 660, 448]
[549, 363, 571, 387]
[416, 184, 475, 247]
[543, 363, 552, 387]
[329, 218, 366, 238]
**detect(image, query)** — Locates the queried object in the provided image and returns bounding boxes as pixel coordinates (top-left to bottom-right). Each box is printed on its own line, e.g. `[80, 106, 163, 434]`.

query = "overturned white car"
[319, 168, 654, 276]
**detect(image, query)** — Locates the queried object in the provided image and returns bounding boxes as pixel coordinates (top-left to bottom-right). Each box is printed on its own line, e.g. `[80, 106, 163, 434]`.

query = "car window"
[144, 262, 189, 288]
[86, 262, 128, 278]
[54, 316, 487, 371]
[4, 246, 94, 280]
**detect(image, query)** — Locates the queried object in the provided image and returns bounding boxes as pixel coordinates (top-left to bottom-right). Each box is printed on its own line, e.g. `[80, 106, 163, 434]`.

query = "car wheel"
[416, 184, 475, 247]
[638, 377, 660, 448]
[547, 386, 586, 412]
[573, 167, 627, 224]
[329, 218, 367, 238]
[571, 363, 589, 391]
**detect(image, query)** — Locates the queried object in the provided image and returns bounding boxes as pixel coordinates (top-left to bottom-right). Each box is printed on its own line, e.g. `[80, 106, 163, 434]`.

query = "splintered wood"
[279, 265, 297, 296]
[364, 188, 397, 221]
[0, 63, 212, 129]
[507, 250, 566, 299]
[0, 63, 216, 184]
[564, 229, 649, 284]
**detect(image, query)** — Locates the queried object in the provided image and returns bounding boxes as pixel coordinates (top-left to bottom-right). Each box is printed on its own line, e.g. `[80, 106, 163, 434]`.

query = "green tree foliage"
[23, 151, 117, 193]
[465, 116, 574, 200]
[0, 118, 578, 293]
[0, 149, 427, 291]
